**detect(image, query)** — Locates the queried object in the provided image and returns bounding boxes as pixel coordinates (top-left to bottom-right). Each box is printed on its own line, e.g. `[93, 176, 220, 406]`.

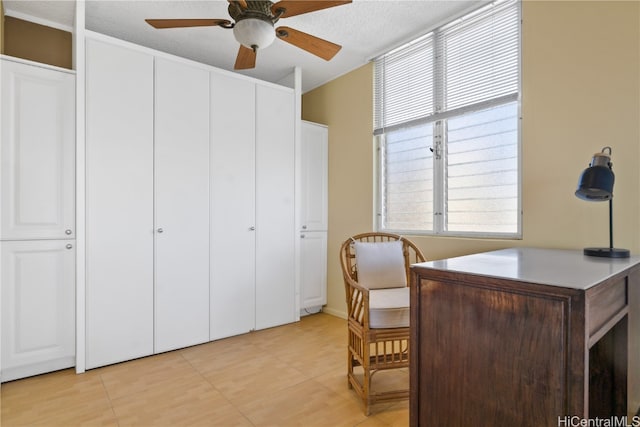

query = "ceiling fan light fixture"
[233, 18, 275, 50]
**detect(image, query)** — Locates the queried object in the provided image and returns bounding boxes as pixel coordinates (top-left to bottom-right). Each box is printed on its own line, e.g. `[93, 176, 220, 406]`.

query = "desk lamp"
[575, 146, 629, 258]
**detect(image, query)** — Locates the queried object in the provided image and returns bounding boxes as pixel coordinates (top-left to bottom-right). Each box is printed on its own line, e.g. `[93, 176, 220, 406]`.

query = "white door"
[300, 231, 327, 309]
[85, 39, 154, 368]
[1, 240, 75, 382]
[154, 58, 210, 352]
[255, 84, 296, 330]
[210, 72, 256, 340]
[300, 122, 328, 232]
[0, 59, 75, 241]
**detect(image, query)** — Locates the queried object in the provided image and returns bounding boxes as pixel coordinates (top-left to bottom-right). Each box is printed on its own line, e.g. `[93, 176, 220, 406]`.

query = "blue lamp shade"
[575, 164, 614, 201]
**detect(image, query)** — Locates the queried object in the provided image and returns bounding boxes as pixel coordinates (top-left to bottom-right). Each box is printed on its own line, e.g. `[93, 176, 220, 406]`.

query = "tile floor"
[0, 313, 409, 426]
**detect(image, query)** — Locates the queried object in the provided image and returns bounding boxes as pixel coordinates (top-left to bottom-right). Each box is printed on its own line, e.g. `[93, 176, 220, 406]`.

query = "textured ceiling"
[4, 0, 76, 29]
[4, 0, 486, 93]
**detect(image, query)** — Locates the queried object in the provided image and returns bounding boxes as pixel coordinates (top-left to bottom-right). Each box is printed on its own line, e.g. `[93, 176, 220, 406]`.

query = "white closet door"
[154, 58, 210, 353]
[300, 121, 328, 232]
[1, 240, 75, 382]
[255, 84, 296, 330]
[85, 39, 154, 369]
[0, 59, 75, 241]
[210, 72, 256, 340]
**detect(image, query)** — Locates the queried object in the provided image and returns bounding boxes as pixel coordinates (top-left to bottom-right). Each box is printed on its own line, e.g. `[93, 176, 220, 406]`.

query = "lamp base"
[583, 247, 630, 258]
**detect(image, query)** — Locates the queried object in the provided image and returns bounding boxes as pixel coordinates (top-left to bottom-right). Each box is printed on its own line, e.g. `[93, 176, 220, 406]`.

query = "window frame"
[375, 0, 522, 239]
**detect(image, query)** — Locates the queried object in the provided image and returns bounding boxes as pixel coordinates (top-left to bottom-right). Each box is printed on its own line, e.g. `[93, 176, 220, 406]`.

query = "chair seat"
[369, 287, 410, 329]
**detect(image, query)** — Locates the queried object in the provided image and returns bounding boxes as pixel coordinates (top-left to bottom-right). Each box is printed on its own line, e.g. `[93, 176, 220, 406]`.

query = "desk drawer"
[587, 277, 627, 343]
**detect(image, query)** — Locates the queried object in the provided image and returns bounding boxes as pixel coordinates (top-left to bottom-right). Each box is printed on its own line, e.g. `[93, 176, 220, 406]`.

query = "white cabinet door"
[210, 72, 256, 340]
[85, 39, 154, 369]
[255, 84, 296, 330]
[300, 121, 328, 232]
[0, 59, 75, 241]
[1, 240, 75, 382]
[300, 232, 327, 310]
[154, 58, 210, 353]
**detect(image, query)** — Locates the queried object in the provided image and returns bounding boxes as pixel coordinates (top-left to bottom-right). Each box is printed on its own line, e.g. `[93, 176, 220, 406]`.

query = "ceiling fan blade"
[272, 1, 351, 19]
[145, 19, 231, 29]
[234, 45, 257, 70]
[276, 26, 341, 61]
[227, 0, 248, 9]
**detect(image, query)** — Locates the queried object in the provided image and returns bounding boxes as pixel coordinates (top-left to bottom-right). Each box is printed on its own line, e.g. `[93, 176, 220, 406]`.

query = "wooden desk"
[410, 248, 640, 427]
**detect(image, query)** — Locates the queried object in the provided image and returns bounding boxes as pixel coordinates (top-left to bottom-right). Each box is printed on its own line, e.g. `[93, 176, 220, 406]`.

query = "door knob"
[301, 234, 306, 239]
[66, 244, 73, 249]
[302, 225, 307, 230]
[65, 229, 72, 235]
[157, 228, 164, 233]
[249, 226, 256, 231]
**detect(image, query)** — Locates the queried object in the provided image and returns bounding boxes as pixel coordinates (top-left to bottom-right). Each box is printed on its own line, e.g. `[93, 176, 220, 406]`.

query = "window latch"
[430, 142, 442, 160]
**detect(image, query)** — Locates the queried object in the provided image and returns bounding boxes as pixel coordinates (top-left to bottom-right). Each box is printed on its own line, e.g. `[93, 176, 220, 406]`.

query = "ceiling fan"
[145, 0, 352, 70]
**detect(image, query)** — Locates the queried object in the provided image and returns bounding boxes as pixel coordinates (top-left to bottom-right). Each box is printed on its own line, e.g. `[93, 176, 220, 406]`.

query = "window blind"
[373, 34, 434, 133]
[374, 0, 519, 135]
[439, 0, 519, 112]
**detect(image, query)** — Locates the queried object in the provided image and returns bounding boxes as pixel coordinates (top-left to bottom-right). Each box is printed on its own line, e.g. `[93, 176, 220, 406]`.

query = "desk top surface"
[412, 247, 640, 290]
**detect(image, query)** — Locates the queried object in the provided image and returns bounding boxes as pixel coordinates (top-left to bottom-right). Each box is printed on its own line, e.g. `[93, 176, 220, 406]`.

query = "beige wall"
[1, 0, 5, 54]
[302, 0, 640, 318]
[4, 16, 72, 69]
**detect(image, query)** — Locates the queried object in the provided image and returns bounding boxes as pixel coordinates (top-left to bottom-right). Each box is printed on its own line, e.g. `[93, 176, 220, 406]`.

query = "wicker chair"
[339, 232, 426, 415]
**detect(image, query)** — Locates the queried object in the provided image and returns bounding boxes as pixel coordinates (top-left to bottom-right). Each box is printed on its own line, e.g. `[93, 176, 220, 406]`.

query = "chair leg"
[347, 350, 353, 389]
[363, 369, 372, 416]
[362, 339, 371, 415]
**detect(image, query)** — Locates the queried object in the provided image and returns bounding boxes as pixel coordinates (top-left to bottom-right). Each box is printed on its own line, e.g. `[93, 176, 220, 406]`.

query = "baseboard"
[321, 307, 347, 320]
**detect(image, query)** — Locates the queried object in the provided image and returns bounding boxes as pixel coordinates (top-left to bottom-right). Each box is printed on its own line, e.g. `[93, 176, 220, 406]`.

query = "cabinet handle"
[301, 234, 305, 239]
[66, 244, 73, 249]
[302, 225, 307, 230]
[157, 228, 164, 233]
[65, 229, 72, 235]
[249, 226, 256, 231]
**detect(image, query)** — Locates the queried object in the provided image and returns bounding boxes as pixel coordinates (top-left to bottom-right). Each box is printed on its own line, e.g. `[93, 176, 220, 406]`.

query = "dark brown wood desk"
[410, 248, 640, 427]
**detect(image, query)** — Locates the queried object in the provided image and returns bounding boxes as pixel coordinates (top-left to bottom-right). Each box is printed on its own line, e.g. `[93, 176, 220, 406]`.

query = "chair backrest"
[339, 232, 426, 291]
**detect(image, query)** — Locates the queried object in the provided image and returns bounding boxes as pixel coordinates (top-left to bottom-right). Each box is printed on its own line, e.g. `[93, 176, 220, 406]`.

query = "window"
[374, 0, 520, 237]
